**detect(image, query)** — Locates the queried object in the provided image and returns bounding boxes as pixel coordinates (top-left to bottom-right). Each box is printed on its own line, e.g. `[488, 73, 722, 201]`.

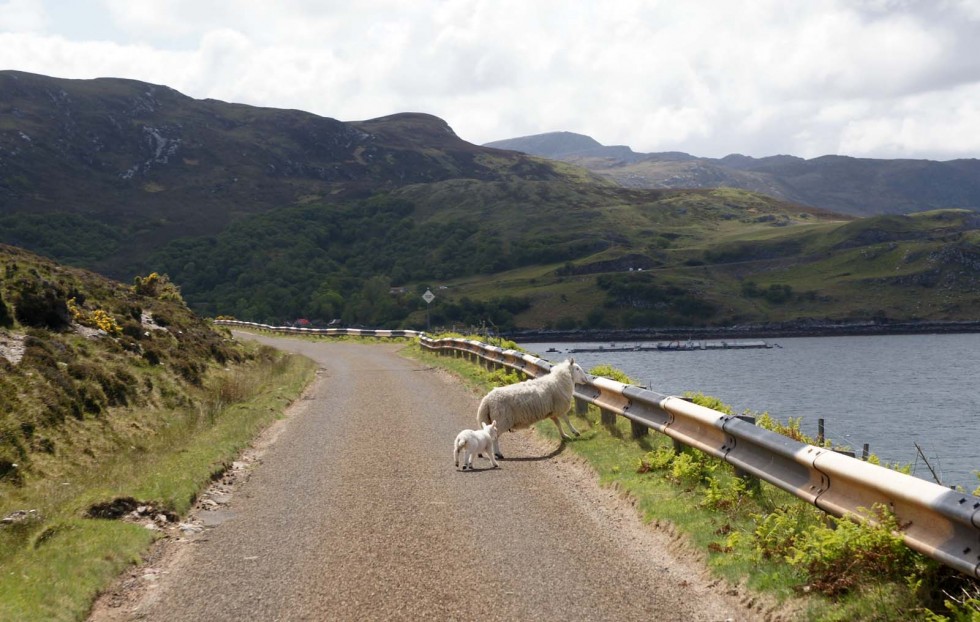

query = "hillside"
[485, 132, 980, 217]
[0, 244, 316, 620]
[0, 243, 250, 483]
[0, 70, 599, 278]
[4, 72, 980, 333]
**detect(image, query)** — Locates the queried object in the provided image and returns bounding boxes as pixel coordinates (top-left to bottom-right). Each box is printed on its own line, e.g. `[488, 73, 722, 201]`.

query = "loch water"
[520, 333, 980, 491]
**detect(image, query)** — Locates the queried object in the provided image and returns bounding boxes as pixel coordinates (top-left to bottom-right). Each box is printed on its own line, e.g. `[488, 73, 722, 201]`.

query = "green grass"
[407, 344, 980, 621]
[0, 351, 316, 622]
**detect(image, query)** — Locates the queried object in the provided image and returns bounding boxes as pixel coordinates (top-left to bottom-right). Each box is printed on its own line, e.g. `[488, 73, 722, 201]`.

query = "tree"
[308, 282, 344, 322]
[345, 276, 395, 326]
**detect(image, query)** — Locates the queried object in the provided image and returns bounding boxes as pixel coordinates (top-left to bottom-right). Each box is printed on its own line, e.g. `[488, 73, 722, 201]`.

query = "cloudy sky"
[2, 0, 980, 161]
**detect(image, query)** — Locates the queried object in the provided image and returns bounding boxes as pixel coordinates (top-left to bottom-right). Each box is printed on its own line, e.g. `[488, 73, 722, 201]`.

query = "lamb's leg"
[464, 447, 474, 470]
[487, 446, 499, 468]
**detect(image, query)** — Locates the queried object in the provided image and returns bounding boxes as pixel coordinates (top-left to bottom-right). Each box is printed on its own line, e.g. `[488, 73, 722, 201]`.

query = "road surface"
[89, 335, 769, 621]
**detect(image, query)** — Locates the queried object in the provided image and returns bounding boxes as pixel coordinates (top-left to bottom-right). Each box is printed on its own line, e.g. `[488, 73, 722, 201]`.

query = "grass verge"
[0, 346, 316, 622]
[405, 344, 980, 622]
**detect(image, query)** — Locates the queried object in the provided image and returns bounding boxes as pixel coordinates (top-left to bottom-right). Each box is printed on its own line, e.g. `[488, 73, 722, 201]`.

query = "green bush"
[788, 505, 916, 596]
[11, 279, 70, 330]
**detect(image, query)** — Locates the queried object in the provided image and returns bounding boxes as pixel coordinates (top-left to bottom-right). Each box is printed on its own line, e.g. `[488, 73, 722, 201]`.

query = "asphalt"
[92, 335, 763, 621]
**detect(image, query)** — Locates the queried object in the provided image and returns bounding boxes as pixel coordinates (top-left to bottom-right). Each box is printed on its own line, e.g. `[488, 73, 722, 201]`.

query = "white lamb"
[453, 420, 500, 470]
[476, 358, 588, 459]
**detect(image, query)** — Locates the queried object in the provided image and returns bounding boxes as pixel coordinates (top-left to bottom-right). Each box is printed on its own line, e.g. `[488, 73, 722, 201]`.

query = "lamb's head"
[483, 420, 499, 439]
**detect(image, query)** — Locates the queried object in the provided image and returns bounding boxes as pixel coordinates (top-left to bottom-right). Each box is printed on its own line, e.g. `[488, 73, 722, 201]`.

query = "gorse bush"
[132, 272, 184, 302]
[67, 297, 122, 336]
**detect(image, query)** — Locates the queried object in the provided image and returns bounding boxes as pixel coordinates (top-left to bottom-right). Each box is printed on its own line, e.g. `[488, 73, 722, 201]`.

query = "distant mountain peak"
[484, 131, 604, 157]
[482, 130, 980, 216]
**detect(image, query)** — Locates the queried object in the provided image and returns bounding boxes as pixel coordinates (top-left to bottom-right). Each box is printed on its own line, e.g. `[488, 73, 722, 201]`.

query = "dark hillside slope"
[0, 71, 589, 278]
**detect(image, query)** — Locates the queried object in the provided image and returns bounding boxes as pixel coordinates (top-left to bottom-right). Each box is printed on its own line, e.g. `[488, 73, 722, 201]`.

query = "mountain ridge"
[3, 71, 980, 331]
[0, 70, 591, 277]
[484, 132, 980, 217]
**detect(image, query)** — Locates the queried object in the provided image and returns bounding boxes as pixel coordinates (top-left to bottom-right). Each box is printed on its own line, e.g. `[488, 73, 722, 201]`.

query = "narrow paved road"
[91, 335, 765, 621]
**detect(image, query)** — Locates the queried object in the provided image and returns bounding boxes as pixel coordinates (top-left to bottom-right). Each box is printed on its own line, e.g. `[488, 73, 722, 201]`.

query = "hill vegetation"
[4, 71, 980, 333]
[0, 244, 248, 485]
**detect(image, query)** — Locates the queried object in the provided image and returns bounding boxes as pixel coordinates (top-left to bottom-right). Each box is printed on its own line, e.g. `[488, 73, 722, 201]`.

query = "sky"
[2, 0, 980, 161]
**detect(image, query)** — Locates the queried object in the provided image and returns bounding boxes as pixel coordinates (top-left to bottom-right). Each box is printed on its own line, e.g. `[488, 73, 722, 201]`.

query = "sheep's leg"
[551, 415, 574, 439]
[454, 444, 460, 468]
[560, 412, 581, 436]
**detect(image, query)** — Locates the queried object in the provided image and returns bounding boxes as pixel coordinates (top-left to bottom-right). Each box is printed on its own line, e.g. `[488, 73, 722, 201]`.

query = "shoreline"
[504, 320, 980, 343]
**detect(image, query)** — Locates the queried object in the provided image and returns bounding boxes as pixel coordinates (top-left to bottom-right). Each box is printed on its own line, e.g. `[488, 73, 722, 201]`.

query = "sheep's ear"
[569, 357, 575, 364]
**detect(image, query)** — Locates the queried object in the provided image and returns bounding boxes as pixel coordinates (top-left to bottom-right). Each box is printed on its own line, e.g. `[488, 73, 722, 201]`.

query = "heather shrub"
[11, 278, 70, 330]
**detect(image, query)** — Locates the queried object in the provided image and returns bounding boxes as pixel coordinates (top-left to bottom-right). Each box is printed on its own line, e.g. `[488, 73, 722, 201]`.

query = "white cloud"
[1, 0, 979, 160]
[0, 0, 46, 32]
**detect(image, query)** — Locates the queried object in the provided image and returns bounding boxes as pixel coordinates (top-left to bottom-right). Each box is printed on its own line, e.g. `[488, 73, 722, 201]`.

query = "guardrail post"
[575, 397, 589, 417]
[600, 407, 617, 426]
[861, 443, 870, 461]
[817, 418, 825, 445]
[733, 415, 760, 491]
[631, 420, 648, 439]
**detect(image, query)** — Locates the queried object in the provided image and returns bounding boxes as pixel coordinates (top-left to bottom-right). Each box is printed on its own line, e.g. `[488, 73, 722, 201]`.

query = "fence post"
[817, 418, 825, 445]
[862, 443, 870, 461]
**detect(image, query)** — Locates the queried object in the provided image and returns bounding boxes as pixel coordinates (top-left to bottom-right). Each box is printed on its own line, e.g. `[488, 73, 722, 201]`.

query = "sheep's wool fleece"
[477, 360, 576, 432]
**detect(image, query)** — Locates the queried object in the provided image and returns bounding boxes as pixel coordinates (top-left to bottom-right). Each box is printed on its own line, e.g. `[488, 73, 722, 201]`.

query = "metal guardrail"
[213, 319, 422, 338]
[214, 322, 980, 578]
[416, 334, 980, 579]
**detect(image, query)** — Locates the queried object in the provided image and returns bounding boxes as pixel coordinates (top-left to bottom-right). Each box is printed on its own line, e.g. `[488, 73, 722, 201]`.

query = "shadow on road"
[499, 441, 566, 462]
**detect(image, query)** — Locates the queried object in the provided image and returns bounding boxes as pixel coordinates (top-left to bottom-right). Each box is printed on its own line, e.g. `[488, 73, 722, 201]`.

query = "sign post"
[422, 289, 435, 331]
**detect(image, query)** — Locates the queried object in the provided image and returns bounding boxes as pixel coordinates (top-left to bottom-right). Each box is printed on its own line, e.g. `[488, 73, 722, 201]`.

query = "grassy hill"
[4, 72, 980, 333]
[0, 70, 601, 278]
[0, 243, 315, 620]
[0, 243, 248, 484]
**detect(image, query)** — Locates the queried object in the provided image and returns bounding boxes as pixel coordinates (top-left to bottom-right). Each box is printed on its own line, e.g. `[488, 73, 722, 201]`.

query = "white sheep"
[476, 358, 588, 459]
